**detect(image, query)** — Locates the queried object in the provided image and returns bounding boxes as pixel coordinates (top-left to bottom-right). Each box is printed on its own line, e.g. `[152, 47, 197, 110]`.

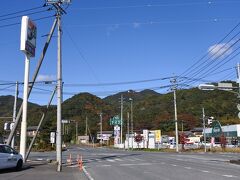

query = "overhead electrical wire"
[0, 8, 53, 22]
[0, 5, 47, 18]
[73, 1, 240, 11]
[178, 21, 240, 79]
[0, 15, 55, 29]
[184, 45, 240, 86]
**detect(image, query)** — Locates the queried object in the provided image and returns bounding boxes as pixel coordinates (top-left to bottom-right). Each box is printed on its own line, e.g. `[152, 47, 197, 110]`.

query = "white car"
[0, 144, 23, 171]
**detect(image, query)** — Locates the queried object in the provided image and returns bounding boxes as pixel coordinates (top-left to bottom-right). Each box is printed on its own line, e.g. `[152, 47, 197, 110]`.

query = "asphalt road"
[67, 145, 240, 180]
[1, 145, 240, 180]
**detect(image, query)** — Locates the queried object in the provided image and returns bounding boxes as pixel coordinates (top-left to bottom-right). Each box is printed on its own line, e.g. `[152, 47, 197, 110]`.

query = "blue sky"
[0, 0, 240, 105]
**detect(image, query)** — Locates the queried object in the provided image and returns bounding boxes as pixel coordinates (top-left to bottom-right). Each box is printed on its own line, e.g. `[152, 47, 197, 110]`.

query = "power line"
[178, 21, 240, 79]
[64, 76, 173, 87]
[184, 45, 240, 86]
[72, 1, 240, 11]
[0, 8, 53, 22]
[0, 5, 47, 18]
[0, 15, 55, 29]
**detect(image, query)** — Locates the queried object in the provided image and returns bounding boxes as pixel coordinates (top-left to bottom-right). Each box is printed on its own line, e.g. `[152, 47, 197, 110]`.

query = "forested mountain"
[0, 87, 239, 143]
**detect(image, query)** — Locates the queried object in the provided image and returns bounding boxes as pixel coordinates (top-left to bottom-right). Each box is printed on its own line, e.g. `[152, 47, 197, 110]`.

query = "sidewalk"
[0, 161, 88, 180]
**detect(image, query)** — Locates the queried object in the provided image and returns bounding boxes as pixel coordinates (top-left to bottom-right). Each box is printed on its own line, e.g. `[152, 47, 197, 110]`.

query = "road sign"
[109, 116, 122, 126]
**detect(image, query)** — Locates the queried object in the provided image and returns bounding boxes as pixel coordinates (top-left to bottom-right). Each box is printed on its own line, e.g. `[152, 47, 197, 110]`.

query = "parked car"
[0, 144, 23, 171]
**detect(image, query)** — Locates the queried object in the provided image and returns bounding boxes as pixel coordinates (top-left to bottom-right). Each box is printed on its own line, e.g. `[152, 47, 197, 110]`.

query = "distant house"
[191, 127, 204, 137]
[27, 126, 40, 137]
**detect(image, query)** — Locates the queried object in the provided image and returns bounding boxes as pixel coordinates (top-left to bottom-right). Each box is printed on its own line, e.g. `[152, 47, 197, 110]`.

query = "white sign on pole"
[20, 16, 37, 57]
[61, 119, 70, 124]
[50, 132, 56, 144]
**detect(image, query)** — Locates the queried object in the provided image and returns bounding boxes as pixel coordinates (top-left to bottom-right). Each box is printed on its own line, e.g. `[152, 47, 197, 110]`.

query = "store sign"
[155, 130, 161, 142]
[20, 16, 37, 57]
[211, 121, 222, 137]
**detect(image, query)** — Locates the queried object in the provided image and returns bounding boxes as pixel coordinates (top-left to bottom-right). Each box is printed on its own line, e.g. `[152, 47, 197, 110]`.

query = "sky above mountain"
[0, 0, 240, 105]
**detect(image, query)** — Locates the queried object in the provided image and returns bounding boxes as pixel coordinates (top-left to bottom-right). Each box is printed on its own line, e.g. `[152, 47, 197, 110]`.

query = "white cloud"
[208, 43, 232, 59]
[36, 74, 55, 82]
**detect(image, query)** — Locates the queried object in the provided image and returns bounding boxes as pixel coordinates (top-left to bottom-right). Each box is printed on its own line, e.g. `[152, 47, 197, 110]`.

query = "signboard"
[50, 132, 55, 143]
[211, 121, 222, 137]
[62, 119, 70, 124]
[97, 134, 112, 141]
[143, 129, 149, 141]
[110, 115, 122, 126]
[155, 130, 161, 142]
[114, 125, 120, 145]
[20, 16, 37, 57]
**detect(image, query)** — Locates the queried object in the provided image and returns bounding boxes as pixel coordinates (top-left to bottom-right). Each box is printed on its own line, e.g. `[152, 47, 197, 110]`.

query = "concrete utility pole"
[85, 116, 88, 136]
[237, 63, 240, 97]
[129, 98, 133, 150]
[100, 112, 103, 145]
[76, 121, 78, 144]
[120, 94, 123, 145]
[127, 112, 130, 150]
[56, 7, 63, 172]
[202, 107, 207, 153]
[171, 78, 179, 153]
[11, 81, 18, 148]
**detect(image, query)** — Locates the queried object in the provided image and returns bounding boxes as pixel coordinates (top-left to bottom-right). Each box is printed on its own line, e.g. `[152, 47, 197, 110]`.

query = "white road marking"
[106, 159, 115, 162]
[83, 166, 94, 180]
[120, 163, 152, 166]
[132, 157, 144, 161]
[201, 170, 209, 173]
[114, 158, 123, 161]
[101, 164, 112, 167]
[128, 158, 136, 162]
[184, 167, 192, 169]
[222, 175, 237, 178]
[176, 158, 183, 161]
[171, 164, 177, 167]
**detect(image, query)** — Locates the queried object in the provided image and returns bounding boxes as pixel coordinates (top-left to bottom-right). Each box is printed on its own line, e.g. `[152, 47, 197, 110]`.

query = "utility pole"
[171, 78, 179, 153]
[237, 63, 240, 97]
[202, 107, 207, 153]
[56, 6, 63, 172]
[127, 112, 130, 150]
[11, 81, 18, 148]
[120, 94, 123, 145]
[75, 121, 78, 144]
[129, 98, 133, 150]
[85, 116, 88, 136]
[100, 112, 103, 146]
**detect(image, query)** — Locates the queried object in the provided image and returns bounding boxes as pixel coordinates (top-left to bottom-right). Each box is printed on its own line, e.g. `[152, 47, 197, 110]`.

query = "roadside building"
[205, 124, 240, 145]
